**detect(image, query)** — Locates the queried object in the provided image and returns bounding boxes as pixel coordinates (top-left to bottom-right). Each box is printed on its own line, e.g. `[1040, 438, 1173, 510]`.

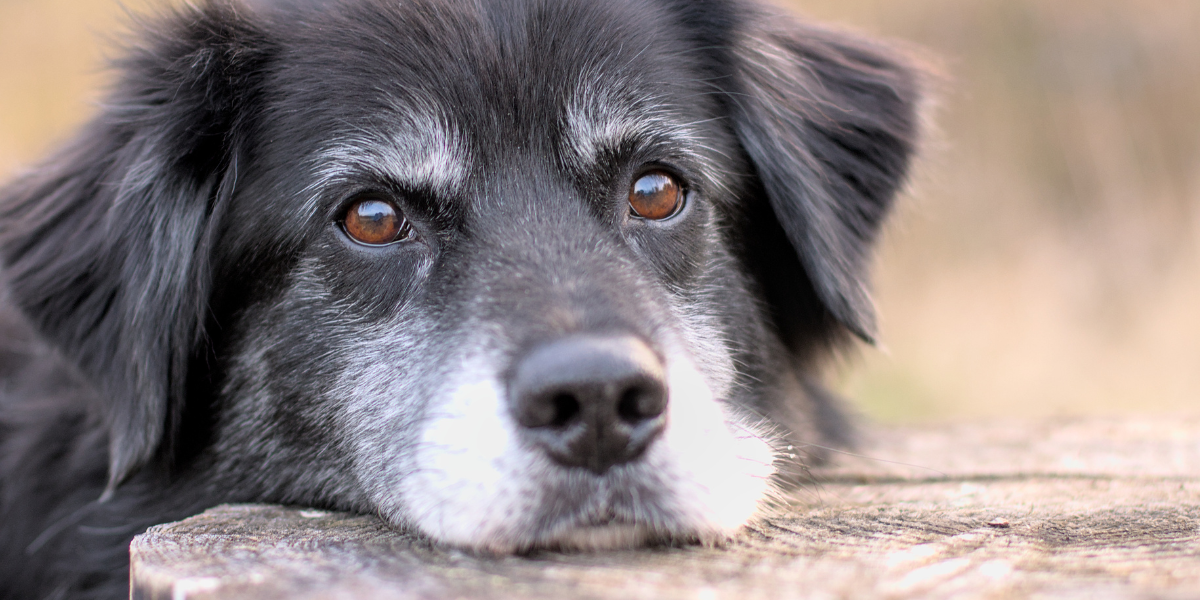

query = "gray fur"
[0, 1, 921, 597]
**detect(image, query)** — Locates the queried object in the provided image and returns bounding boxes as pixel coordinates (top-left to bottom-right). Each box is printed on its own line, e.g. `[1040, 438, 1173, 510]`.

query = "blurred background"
[1, 0, 1197, 423]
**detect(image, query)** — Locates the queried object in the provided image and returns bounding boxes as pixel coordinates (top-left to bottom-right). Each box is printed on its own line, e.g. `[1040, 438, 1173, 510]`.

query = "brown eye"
[628, 171, 683, 220]
[342, 197, 411, 246]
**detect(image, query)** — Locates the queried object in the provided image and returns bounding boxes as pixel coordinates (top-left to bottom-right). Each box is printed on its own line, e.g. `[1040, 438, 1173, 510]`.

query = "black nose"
[509, 334, 668, 475]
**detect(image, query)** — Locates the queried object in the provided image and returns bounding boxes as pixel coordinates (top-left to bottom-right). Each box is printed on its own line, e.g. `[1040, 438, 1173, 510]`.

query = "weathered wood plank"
[131, 417, 1200, 599]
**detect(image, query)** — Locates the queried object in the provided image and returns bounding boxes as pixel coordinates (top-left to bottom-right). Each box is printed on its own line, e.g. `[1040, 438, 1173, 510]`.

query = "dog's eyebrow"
[303, 104, 470, 215]
[566, 97, 689, 163]
[563, 81, 729, 179]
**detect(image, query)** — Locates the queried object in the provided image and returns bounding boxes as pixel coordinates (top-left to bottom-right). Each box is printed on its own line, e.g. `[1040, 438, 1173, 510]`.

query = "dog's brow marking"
[565, 71, 695, 161]
[304, 101, 469, 215]
[563, 75, 738, 201]
[566, 101, 668, 164]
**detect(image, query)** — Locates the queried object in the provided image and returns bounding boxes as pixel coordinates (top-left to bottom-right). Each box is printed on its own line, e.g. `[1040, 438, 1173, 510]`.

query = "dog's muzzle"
[508, 334, 667, 475]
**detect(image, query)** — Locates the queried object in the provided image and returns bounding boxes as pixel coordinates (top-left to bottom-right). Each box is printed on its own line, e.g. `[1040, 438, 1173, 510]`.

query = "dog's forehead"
[264, 0, 720, 199]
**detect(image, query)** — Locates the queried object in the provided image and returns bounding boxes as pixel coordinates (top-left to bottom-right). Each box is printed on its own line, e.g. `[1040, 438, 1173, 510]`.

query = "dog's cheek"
[322, 314, 450, 514]
[311, 234, 435, 321]
[234, 263, 441, 509]
[386, 349, 544, 550]
[407, 384, 529, 548]
[648, 338, 777, 537]
[625, 198, 716, 287]
[649, 245, 781, 533]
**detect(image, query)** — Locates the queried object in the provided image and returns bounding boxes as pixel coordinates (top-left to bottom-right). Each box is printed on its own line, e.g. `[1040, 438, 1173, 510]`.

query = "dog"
[0, 0, 921, 597]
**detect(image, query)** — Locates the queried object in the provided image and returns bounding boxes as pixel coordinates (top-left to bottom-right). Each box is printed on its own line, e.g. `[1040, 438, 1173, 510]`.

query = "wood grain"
[131, 416, 1200, 599]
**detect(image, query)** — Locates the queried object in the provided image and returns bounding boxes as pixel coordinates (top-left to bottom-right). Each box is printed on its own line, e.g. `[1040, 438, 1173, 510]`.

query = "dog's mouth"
[533, 522, 655, 552]
[509, 480, 699, 552]
[522, 504, 668, 552]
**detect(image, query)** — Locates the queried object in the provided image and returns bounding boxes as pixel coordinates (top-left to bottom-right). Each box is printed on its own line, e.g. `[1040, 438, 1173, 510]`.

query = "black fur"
[0, 1, 920, 597]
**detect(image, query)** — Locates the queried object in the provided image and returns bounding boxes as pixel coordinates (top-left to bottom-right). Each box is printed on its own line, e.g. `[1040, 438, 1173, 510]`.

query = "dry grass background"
[1, 0, 1196, 423]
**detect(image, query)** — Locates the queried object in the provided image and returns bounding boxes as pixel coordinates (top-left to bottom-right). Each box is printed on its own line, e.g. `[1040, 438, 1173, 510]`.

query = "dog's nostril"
[551, 393, 580, 428]
[508, 334, 667, 474]
[617, 388, 642, 423]
[617, 385, 663, 424]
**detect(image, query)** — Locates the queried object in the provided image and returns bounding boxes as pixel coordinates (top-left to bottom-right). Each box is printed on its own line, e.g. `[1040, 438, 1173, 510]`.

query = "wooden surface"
[131, 416, 1200, 599]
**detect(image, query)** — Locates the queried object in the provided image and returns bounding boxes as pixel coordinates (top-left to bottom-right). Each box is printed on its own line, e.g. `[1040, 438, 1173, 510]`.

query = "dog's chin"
[534, 521, 734, 553]
[467, 519, 726, 555]
[527, 523, 658, 553]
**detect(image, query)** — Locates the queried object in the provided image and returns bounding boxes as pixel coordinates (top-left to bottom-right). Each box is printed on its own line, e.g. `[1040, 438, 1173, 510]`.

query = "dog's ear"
[726, 9, 923, 345]
[0, 1, 269, 491]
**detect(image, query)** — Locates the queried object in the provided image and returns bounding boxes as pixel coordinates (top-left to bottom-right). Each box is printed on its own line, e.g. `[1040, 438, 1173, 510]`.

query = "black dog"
[0, 0, 920, 597]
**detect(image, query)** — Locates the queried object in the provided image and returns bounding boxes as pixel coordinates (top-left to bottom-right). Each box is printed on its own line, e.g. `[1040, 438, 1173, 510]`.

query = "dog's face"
[221, 0, 774, 548]
[0, 0, 919, 551]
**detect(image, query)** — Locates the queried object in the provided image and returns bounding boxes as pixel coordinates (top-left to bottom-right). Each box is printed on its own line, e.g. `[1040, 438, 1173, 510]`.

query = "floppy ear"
[0, 1, 269, 491]
[726, 8, 923, 345]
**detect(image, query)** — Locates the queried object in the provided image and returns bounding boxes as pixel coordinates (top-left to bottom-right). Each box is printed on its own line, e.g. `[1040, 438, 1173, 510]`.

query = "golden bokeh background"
[2, 0, 1197, 423]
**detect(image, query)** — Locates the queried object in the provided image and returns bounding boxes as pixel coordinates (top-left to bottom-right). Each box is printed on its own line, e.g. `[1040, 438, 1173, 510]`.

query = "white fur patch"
[647, 351, 775, 536]
[395, 337, 775, 551]
[397, 353, 539, 548]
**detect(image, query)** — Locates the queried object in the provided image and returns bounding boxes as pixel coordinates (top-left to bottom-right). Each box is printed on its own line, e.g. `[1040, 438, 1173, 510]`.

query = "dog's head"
[0, 0, 919, 550]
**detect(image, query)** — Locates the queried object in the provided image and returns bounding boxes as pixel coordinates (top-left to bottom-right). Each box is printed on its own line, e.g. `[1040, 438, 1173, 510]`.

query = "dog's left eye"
[341, 196, 412, 246]
[629, 171, 684, 220]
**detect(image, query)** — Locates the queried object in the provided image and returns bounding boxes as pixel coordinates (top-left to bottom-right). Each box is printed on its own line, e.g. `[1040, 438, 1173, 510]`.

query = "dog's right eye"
[628, 171, 684, 221]
[341, 197, 412, 246]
